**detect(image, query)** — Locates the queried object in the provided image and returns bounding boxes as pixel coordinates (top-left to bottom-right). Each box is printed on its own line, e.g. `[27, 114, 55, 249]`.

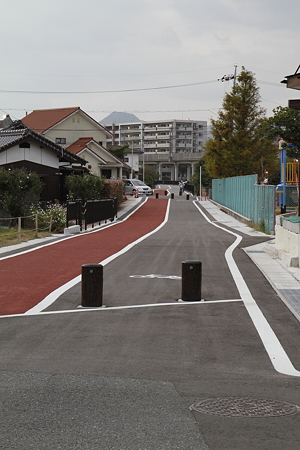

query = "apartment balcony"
[144, 142, 170, 149]
[144, 125, 171, 132]
[141, 151, 202, 163]
[120, 127, 141, 133]
[176, 126, 193, 131]
[144, 133, 170, 139]
[122, 136, 141, 142]
[144, 135, 159, 140]
[176, 143, 193, 149]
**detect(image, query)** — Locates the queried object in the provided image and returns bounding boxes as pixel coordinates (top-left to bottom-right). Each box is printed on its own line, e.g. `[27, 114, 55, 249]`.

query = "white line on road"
[0, 299, 243, 318]
[130, 274, 181, 279]
[193, 200, 300, 377]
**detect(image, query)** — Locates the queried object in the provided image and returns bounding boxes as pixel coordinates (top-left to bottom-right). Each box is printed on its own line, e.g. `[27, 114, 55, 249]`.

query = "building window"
[55, 138, 66, 144]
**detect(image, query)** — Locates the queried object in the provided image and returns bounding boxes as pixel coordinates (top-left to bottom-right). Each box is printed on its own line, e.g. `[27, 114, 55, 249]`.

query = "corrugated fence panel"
[212, 175, 275, 233]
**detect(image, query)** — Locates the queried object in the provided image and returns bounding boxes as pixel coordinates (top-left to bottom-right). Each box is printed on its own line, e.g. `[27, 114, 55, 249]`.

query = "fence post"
[35, 214, 38, 235]
[18, 217, 21, 242]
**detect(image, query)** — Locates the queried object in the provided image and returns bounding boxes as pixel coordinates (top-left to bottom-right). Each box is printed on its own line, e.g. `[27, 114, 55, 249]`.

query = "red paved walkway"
[0, 199, 168, 315]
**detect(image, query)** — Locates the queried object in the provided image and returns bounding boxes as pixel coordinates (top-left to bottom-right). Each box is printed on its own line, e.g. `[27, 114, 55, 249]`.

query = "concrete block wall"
[275, 215, 300, 267]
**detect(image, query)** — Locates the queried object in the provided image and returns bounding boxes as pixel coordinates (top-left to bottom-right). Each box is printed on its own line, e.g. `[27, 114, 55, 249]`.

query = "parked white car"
[124, 179, 153, 196]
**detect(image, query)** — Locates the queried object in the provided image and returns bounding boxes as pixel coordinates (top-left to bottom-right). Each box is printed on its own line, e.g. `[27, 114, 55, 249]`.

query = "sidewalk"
[198, 199, 300, 322]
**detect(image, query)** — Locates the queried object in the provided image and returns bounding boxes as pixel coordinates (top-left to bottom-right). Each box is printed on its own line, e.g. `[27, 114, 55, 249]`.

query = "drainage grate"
[190, 397, 300, 418]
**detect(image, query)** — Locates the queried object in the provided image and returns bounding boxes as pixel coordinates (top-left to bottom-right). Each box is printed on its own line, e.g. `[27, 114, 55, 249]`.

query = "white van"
[124, 179, 153, 196]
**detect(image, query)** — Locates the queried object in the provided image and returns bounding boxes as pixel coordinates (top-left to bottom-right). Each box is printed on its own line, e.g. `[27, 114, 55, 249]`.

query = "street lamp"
[131, 141, 133, 179]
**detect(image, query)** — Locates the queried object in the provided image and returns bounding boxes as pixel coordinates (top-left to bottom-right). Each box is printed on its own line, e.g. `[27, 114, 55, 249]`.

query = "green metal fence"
[212, 174, 275, 233]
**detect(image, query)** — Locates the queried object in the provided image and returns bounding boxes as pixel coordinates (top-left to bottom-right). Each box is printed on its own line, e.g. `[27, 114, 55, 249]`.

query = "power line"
[0, 66, 233, 79]
[0, 80, 218, 95]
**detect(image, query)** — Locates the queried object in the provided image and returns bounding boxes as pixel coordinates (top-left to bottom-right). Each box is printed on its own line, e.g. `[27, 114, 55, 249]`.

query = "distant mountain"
[100, 111, 142, 125]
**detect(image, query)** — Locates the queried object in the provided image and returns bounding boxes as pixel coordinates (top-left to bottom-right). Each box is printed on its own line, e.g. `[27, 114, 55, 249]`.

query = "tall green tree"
[204, 67, 278, 180]
[0, 167, 42, 218]
[107, 144, 129, 161]
[264, 106, 300, 158]
[143, 167, 159, 188]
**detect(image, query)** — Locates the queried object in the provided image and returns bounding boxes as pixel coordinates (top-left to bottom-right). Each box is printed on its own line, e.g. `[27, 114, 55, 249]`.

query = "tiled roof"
[0, 130, 27, 147]
[21, 107, 113, 136]
[66, 138, 124, 166]
[21, 107, 80, 133]
[0, 126, 86, 165]
[66, 137, 94, 155]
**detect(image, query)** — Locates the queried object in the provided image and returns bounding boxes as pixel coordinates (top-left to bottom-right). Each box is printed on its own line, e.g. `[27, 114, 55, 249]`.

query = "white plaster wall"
[45, 112, 108, 146]
[125, 153, 139, 172]
[79, 150, 101, 177]
[0, 144, 58, 168]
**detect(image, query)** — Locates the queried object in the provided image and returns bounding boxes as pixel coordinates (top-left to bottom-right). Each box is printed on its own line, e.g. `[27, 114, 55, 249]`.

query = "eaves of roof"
[21, 107, 80, 133]
[76, 147, 107, 165]
[0, 128, 86, 165]
[67, 137, 124, 166]
[21, 107, 113, 137]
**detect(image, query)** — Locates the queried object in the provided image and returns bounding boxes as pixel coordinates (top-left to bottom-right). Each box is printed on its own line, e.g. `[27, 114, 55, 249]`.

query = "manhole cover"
[190, 397, 300, 418]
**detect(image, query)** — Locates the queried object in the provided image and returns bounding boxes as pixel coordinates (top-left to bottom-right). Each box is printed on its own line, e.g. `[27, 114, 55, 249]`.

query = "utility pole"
[131, 140, 133, 179]
[199, 164, 202, 199]
[233, 64, 238, 86]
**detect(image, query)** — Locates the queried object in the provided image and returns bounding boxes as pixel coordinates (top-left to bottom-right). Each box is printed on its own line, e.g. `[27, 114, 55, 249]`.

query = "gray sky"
[1, 0, 299, 128]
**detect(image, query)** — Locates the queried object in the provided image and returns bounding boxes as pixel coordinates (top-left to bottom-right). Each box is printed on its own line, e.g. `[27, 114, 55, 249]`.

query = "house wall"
[124, 153, 139, 173]
[45, 112, 108, 146]
[79, 151, 101, 177]
[0, 141, 59, 168]
[79, 149, 121, 179]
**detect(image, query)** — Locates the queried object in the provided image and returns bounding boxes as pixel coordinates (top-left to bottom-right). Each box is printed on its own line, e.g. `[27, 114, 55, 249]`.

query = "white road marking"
[193, 200, 300, 377]
[130, 274, 181, 279]
[0, 299, 243, 318]
[157, 185, 171, 190]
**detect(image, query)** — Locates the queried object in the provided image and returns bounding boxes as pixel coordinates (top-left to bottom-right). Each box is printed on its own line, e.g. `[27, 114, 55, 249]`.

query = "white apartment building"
[105, 119, 207, 181]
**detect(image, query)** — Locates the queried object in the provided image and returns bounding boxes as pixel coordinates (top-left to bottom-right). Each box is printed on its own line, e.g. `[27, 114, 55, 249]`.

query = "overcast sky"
[1, 0, 299, 129]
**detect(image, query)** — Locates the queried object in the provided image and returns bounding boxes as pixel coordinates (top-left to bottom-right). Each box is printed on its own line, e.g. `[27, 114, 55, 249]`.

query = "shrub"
[101, 179, 124, 205]
[30, 202, 66, 232]
[0, 167, 43, 218]
[65, 173, 105, 201]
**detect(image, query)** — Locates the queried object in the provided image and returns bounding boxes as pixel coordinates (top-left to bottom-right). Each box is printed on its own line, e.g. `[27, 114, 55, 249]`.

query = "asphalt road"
[1, 188, 300, 450]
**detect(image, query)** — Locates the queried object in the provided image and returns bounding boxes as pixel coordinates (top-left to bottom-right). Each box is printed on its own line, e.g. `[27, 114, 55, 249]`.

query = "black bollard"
[156, 193, 159, 198]
[171, 193, 174, 199]
[164, 190, 168, 196]
[181, 261, 202, 301]
[186, 194, 189, 200]
[82, 264, 103, 307]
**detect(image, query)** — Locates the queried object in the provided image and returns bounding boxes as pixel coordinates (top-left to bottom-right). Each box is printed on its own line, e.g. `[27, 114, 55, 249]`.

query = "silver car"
[124, 179, 153, 196]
